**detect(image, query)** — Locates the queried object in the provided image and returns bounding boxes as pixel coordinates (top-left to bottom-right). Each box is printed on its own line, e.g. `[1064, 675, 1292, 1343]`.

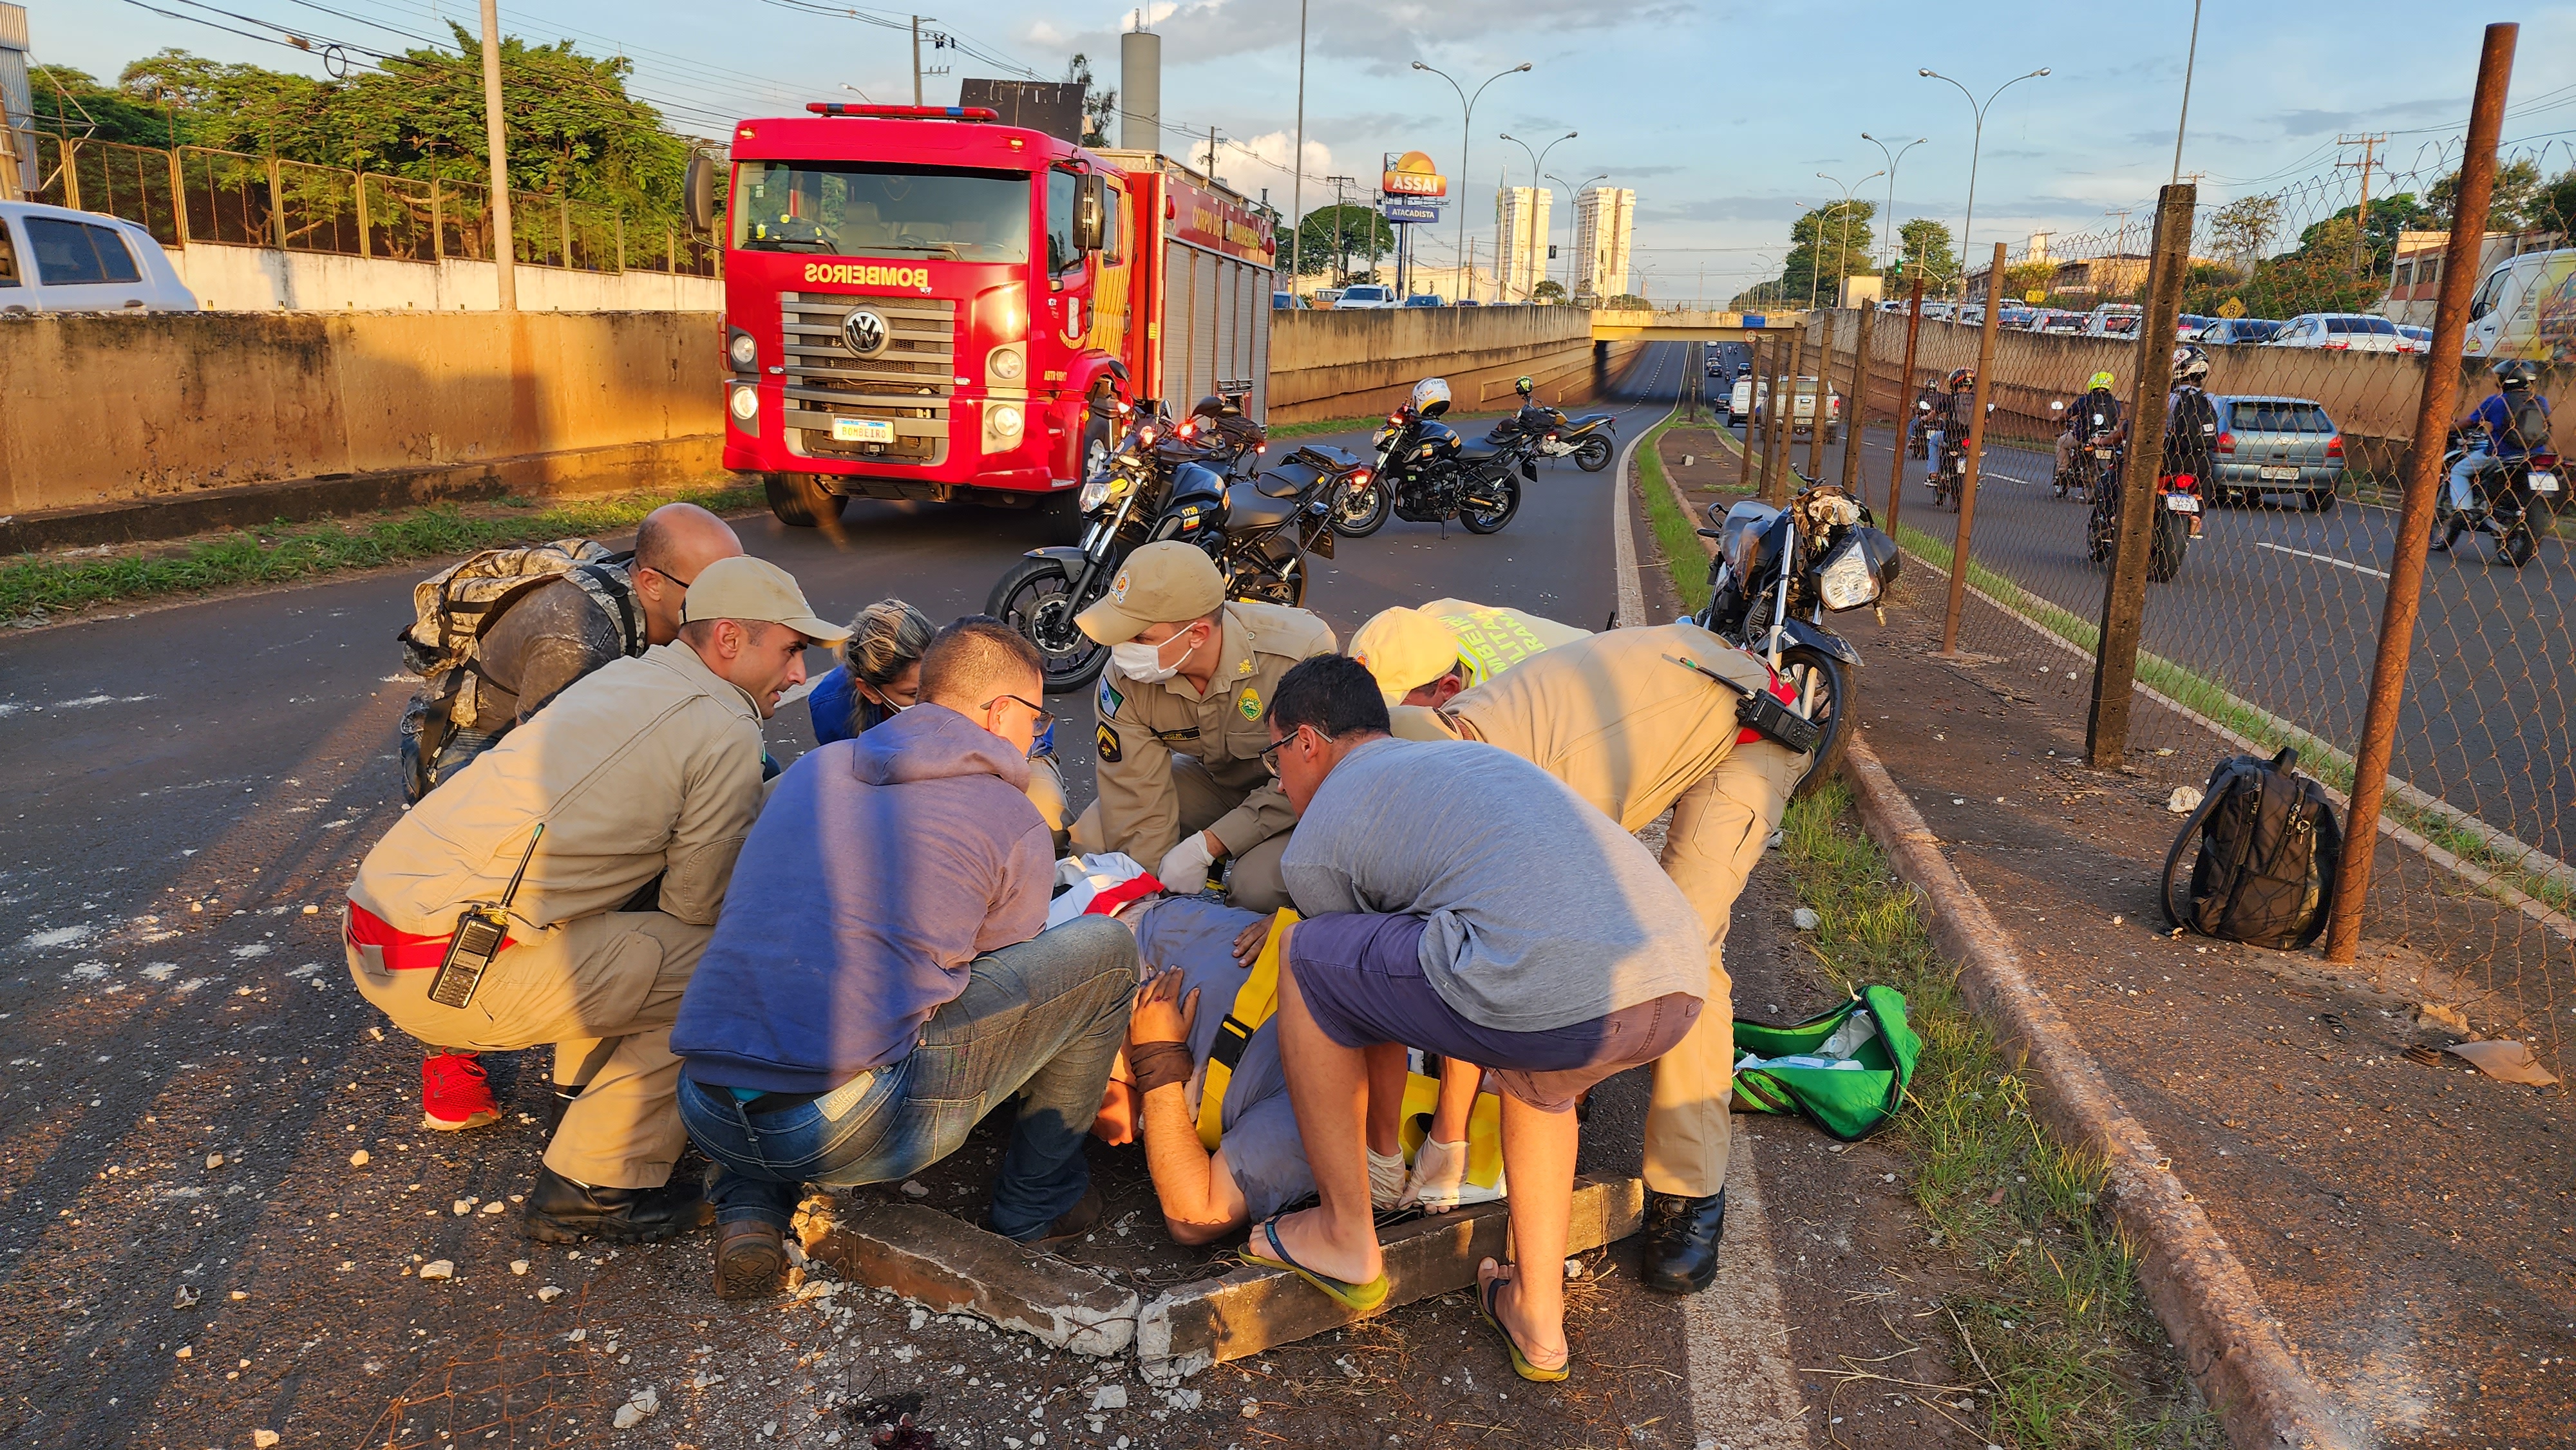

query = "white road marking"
[2252, 540, 2389, 579]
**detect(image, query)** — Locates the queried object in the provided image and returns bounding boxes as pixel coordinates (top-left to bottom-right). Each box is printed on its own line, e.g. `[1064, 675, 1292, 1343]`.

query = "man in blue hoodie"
[673, 617, 1139, 1299]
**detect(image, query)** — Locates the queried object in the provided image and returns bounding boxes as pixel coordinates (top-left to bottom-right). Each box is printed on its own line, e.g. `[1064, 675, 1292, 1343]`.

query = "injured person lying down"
[1108, 894, 1506, 1246]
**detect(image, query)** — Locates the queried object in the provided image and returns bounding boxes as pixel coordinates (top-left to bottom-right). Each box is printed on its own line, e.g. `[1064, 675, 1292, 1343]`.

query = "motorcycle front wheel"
[987, 556, 1111, 694]
[1779, 643, 1850, 800]
[1331, 476, 1393, 538]
[1458, 475, 1522, 534]
[2148, 509, 2188, 583]
[2498, 516, 2539, 568]
[1574, 435, 1614, 472]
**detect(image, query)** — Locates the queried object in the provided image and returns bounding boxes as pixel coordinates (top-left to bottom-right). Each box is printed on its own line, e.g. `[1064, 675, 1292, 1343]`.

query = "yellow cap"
[1350, 606, 1461, 706]
[677, 556, 849, 643]
[1075, 541, 1226, 645]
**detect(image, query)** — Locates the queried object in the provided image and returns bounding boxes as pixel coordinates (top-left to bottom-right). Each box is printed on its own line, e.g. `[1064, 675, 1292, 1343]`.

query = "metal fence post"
[2324, 22, 2518, 963]
[1842, 299, 1873, 494]
[1738, 335, 1764, 495]
[430, 180, 444, 261]
[1937, 244, 2011, 657]
[1766, 327, 1803, 504]
[355, 171, 372, 258]
[62, 138, 80, 211]
[1886, 267, 1925, 529]
[267, 153, 287, 250]
[2084, 183, 2199, 764]
[1803, 314, 1828, 480]
[615, 212, 625, 273]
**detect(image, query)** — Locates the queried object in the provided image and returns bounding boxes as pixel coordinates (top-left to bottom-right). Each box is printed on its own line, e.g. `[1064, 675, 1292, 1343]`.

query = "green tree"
[2537, 167, 2576, 238]
[1605, 292, 1650, 310]
[30, 64, 178, 147]
[1065, 53, 1115, 149]
[1293, 203, 1394, 280]
[1532, 278, 1566, 302]
[2208, 194, 2282, 272]
[1781, 199, 1875, 308]
[2430, 157, 2543, 231]
[1886, 217, 1958, 291]
[2294, 192, 2436, 272]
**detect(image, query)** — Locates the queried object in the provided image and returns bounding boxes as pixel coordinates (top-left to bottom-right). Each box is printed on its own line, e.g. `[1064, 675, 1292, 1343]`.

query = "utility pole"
[1290, 0, 1307, 286]
[2336, 133, 2386, 274]
[1327, 174, 1355, 285]
[478, 0, 515, 312]
[1205, 125, 1220, 183]
[911, 16, 924, 106]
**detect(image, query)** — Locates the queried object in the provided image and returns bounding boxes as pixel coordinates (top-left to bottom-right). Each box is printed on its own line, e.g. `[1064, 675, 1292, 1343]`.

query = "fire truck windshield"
[732, 161, 1031, 263]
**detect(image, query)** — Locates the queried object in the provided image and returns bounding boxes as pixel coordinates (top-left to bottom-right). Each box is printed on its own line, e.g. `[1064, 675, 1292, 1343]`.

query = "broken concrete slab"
[1135, 1174, 1644, 1386]
[805, 1202, 1141, 1359]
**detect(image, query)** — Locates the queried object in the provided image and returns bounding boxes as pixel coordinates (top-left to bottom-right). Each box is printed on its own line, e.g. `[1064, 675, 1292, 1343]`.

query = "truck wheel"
[764, 471, 837, 528]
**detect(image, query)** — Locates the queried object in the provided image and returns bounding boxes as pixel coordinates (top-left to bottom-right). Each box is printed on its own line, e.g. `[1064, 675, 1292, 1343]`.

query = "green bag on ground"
[1730, 985, 1921, 1141]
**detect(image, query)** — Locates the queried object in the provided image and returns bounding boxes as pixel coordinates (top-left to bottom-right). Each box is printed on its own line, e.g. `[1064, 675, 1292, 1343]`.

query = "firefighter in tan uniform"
[1354, 609, 1804, 1294]
[1067, 543, 1335, 912]
[344, 558, 848, 1245]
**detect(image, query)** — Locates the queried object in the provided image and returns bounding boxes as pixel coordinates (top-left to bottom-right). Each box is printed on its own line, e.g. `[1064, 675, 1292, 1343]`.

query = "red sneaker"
[422, 1051, 501, 1131]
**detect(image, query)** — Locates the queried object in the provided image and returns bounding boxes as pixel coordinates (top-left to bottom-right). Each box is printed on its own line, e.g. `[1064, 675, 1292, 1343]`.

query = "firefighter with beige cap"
[1348, 599, 1591, 709]
[344, 555, 848, 1245]
[1068, 542, 1334, 910]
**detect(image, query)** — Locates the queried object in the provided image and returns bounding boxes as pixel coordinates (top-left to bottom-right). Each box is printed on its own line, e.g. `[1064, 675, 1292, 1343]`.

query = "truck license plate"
[831, 417, 895, 444]
[2530, 471, 2561, 493]
[2259, 466, 2300, 481]
[2164, 494, 2201, 513]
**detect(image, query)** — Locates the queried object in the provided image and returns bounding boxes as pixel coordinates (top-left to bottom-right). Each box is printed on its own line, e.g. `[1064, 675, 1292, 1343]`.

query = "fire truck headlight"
[987, 344, 1026, 383]
[728, 331, 758, 372]
[983, 402, 1024, 453]
[728, 384, 759, 424]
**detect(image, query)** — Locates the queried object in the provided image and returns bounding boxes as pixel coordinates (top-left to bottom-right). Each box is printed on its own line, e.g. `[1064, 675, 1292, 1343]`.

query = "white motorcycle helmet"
[2171, 343, 2212, 384]
[1408, 376, 1455, 418]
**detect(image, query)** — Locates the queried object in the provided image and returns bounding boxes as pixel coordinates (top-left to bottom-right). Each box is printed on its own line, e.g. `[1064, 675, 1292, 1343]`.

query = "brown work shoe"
[714, 1219, 788, 1301]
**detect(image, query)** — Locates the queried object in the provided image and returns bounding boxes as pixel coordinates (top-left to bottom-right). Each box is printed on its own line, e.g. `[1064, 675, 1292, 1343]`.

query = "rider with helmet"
[1926, 368, 1978, 484]
[2054, 370, 2126, 491]
[2160, 344, 2220, 536]
[2437, 359, 2553, 548]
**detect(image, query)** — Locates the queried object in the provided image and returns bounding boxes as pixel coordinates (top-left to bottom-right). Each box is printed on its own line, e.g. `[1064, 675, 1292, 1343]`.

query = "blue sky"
[41, 0, 2576, 299]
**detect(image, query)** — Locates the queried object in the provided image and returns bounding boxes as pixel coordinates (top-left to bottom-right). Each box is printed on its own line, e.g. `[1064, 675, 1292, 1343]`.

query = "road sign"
[2024, 288, 2047, 304]
[1382, 201, 1441, 224]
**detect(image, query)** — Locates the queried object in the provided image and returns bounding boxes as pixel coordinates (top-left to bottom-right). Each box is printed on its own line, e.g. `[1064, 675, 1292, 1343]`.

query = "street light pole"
[1500, 130, 1575, 301]
[1413, 60, 1531, 305]
[1860, 133, 1926, 270]
[1817, 169, 1883, 309]
[1291, 0, 1307, 286]
[1551, 171, 1605, 301]
[1918, 66, 2050, 301]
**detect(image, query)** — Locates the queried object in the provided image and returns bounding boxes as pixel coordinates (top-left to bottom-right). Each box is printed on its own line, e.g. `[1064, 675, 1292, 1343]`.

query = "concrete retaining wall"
[168, 243, 724, 314]
[1270, 307, 1634, 424]
[0, 309, 724, 520]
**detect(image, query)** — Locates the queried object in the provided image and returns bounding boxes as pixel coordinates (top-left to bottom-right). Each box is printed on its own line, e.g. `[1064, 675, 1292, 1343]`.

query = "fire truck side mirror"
[1073, 175, 1108, 254]
[685, 155, 717, 237]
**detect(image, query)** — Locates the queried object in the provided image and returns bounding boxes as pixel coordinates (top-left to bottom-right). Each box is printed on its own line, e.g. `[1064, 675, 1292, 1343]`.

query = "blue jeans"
[677, 916, 1137, 1241]
[2448, 446, 2492, 513]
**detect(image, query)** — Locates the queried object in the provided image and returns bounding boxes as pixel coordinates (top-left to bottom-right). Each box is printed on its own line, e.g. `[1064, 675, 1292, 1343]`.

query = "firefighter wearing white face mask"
[1068, 543, 1336, 911]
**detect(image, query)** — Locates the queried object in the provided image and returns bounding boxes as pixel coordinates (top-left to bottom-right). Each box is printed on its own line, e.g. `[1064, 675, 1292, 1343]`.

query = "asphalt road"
[1724, 404, 2575, 865]
[0, 346, 1718, 1447]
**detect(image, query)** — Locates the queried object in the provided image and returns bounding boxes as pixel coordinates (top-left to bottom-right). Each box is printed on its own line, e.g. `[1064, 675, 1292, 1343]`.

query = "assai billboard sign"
[1381, 150, 1447, 200]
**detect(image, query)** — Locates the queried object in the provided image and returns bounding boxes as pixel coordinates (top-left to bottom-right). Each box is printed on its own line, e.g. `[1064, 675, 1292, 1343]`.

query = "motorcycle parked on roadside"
[1332, 377, 1533, 539]
[2086, 468, 2201, 583]
[989, 403, 1360, 692]
[2435, 428, 2559, 568]
[1490, 400, 1618, 473]
[1692, 469, 1902, 796]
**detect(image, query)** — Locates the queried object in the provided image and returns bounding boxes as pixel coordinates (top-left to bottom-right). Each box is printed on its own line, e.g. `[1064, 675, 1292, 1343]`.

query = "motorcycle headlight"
[1077, 471, 1111, 512]
[1814, 538, 1880, 612]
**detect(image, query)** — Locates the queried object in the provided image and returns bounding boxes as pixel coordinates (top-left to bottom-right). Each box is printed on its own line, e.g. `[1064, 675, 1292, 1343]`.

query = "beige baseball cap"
[677, 556, 850, 643]
[1350, 606, 1462, 706]
[1075, 541, 1226, 645]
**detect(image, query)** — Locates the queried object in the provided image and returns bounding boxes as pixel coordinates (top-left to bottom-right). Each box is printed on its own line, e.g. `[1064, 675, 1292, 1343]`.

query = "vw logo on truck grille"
[841, 308, 890, 358]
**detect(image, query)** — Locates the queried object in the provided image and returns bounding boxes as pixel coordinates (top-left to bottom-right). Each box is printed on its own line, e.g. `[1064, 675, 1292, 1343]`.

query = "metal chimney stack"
[1121, 24, 1160, 155]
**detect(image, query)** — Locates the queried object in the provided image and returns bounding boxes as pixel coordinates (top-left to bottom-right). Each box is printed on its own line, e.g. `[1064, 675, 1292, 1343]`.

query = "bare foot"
[1476, 1259, 1569, 1373]
[1249, 1205, 1382, 1286]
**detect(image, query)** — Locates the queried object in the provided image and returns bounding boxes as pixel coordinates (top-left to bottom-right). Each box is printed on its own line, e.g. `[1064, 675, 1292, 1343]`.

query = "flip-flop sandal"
[1477, 1272, 1571, 1383]
[1243, 1218, 1391, 1315]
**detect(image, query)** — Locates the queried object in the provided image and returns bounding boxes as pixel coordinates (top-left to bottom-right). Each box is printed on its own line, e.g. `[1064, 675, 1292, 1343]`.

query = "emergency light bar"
[804, 103, 1001, 122]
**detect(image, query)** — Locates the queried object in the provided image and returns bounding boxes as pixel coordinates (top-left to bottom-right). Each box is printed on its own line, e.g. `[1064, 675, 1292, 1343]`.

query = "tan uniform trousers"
[1644, 739, 1804, 1200]
[1068, 753, 1292, 912]
[348, 909, 712, 1190]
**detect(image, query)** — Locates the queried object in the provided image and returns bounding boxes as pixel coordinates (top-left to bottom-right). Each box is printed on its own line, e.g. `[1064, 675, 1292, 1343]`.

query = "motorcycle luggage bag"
[2161, 748, 2343, 949]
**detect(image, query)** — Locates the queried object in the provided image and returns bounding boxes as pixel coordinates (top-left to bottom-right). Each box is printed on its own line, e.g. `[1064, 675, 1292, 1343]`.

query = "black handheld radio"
[1663, 653, 1824, 757]
[426, 823, 544, 1010]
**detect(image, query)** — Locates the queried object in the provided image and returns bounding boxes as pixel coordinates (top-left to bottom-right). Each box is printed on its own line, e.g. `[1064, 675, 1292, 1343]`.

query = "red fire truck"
[699, 104, 1278, 527]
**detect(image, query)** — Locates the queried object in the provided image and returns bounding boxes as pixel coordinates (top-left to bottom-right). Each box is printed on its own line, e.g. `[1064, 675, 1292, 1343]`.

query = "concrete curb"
[1643, 448, 2357, 1450]
[1839, 737, 2356, 1450]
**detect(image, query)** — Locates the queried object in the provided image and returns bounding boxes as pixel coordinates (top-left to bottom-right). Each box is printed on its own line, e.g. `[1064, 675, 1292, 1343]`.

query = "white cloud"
[1233, 131, 1334, 188]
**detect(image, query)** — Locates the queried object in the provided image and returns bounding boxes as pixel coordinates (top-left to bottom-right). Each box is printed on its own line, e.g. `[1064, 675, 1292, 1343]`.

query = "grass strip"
[1776, 784, 2219, 1447]
[1634, 412, 1716, 617]
[1, 481, 764, 625]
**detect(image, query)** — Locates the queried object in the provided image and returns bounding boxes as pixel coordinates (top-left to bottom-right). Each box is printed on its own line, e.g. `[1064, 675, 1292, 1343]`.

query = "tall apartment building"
[1573, 187, 1636, 302]
[1494, 185, 1552, 303]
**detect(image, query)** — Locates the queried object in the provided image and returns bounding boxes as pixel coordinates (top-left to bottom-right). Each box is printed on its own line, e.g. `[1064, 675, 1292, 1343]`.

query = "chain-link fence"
[29, 135, 717, 278]
[1800, 115, 2573, 1075]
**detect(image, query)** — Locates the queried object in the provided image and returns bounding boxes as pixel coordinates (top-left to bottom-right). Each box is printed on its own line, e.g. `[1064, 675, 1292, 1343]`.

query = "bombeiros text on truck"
[686, 102, 1278, 529]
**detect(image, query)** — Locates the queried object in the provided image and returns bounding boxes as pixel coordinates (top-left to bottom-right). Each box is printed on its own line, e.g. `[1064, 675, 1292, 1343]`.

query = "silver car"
[2265, 312, 2404, 353]
[2208, 395, 2344, 512]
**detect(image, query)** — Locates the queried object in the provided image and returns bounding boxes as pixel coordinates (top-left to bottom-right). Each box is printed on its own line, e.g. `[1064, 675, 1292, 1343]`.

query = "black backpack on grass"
[2161, 748, 2342, 949]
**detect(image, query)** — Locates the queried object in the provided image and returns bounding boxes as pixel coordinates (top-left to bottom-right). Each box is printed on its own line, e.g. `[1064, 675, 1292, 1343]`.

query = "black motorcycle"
[2049, 398, 2124, 503]
[2436, 428, 2559, 568]
[1693, 471, 1901, 795]
[1334, 379, 1532, 538]
[989, 404, 1359, 692]
[1490, 401, 1617, 473]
